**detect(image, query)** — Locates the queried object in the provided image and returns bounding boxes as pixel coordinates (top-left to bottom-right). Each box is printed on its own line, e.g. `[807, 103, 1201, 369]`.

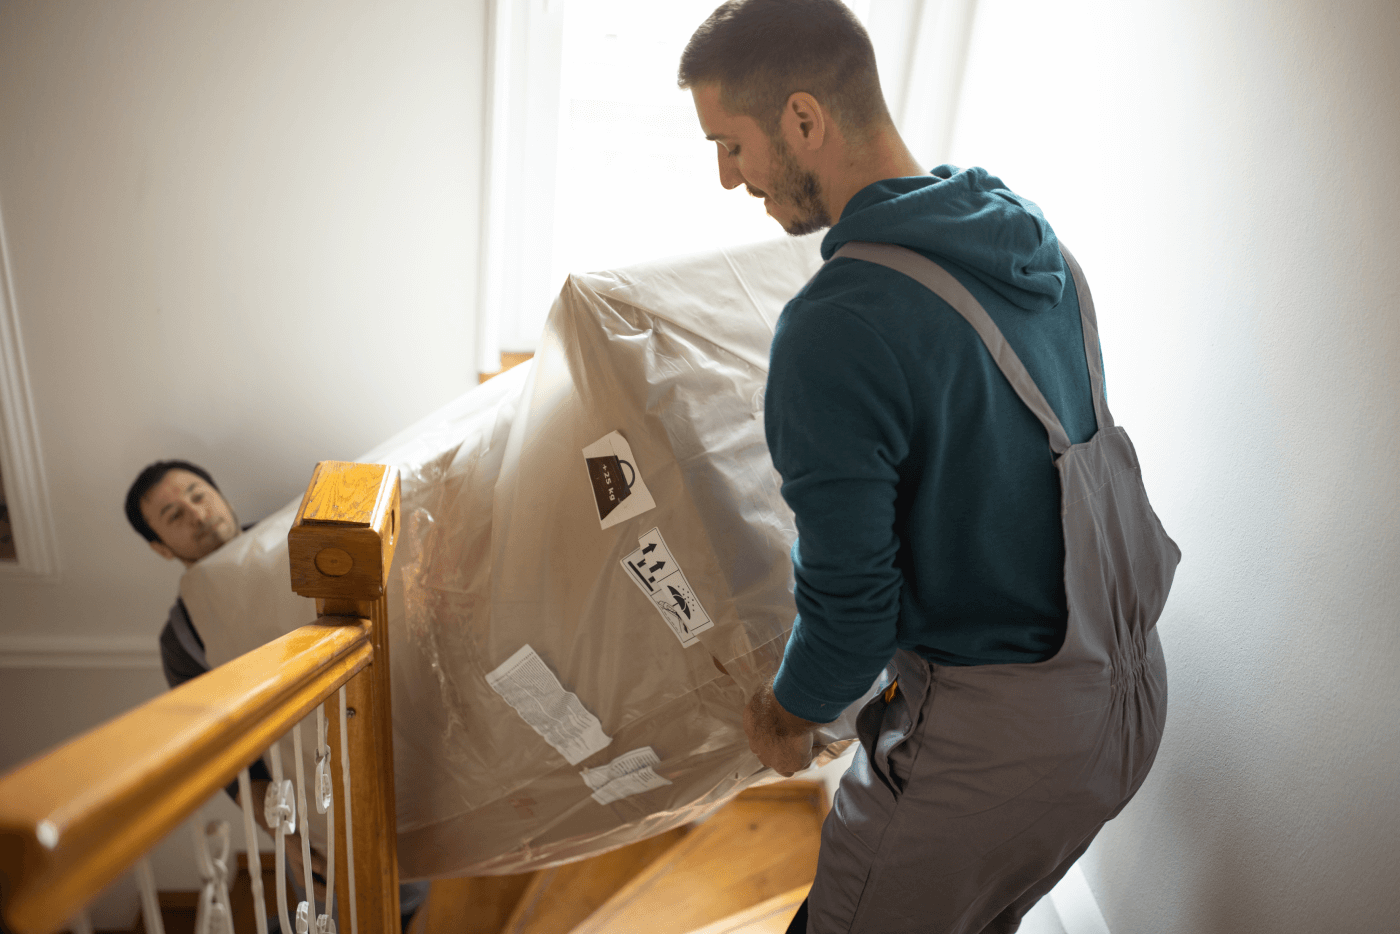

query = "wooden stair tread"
[570, 783, 825, 934]
[479, 351, 534, 383]
[501, 827, 690, 934]
[416, 872, 540, 934]
[684, 884, 810, 934]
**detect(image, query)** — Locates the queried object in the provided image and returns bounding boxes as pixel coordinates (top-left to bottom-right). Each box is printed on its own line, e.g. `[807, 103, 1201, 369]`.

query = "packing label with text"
[486, 644, 612, 765]
[580, 747, 672, 805]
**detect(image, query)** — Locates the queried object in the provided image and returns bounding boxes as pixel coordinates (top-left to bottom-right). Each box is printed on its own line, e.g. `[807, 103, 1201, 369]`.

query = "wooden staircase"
[412, 782, 824, 934]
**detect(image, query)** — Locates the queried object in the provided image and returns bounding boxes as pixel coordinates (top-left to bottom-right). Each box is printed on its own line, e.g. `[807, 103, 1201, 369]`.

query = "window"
[479, 0, 974, 357]
[548, 0, 873, 291]
[0, 464, 15, 562]
[0, 201, 59, 577]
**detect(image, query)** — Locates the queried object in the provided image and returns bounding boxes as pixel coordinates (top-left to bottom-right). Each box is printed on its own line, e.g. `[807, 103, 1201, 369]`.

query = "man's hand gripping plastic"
[743, 679, 817, 777]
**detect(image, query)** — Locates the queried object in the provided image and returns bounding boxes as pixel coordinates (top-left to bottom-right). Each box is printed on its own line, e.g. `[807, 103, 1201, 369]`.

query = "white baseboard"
[1051, 863, 1112, 934]
[0, 634, 161, 669]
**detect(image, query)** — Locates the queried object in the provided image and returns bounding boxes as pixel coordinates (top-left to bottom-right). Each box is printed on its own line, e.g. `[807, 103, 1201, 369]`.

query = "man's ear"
[149, 539, 178, 562]
[783, 92, 827, 151]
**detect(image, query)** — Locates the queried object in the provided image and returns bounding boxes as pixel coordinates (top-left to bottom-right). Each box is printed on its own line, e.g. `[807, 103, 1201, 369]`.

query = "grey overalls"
[801, 241, 1181, 934]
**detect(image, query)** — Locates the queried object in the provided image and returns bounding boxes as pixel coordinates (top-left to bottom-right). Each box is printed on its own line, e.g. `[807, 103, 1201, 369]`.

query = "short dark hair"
[125, 460, 221, 543]
[678, 0, 890, 139]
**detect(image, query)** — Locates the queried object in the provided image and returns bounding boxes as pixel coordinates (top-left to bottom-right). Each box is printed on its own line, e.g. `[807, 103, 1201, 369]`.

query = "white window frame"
[0, 197, 60, 579]
[474, 0, 978, 361]
[865, 0, 979, 166]
[476, 0, 567, 368]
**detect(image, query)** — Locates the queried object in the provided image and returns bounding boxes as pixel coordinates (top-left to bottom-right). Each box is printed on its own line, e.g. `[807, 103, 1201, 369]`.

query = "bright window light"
[548, 0, 872, 287]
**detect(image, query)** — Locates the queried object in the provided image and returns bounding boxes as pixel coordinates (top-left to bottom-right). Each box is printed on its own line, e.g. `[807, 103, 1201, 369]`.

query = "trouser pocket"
[856, 680, 919, 797]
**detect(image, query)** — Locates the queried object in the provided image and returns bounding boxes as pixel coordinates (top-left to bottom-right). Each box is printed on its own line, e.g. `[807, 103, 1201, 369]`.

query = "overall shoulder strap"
[1056, 244, 1114, 430]
[831, 240, 1075, 454]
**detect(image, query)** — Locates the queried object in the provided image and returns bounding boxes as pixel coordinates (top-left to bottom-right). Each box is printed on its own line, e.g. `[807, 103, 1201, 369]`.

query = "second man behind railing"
[123, 458, 428, 932]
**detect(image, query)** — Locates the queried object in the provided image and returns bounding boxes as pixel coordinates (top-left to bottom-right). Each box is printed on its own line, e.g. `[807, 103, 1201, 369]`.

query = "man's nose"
[717, 147, 743, 191]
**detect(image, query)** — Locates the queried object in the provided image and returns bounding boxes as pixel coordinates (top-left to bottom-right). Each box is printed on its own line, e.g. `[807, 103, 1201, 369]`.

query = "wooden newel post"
[289, 461, 402, 934]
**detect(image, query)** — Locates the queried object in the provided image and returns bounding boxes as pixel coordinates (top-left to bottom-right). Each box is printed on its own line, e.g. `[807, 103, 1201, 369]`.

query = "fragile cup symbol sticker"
[587, 455, 635, 520]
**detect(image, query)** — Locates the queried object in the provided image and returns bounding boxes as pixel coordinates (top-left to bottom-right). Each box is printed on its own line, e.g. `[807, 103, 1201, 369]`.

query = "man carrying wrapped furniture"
[679, 2, 1180, 932]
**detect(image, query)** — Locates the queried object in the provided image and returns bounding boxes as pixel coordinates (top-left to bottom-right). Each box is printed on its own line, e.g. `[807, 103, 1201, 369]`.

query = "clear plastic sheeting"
[182, 234, 865, 878]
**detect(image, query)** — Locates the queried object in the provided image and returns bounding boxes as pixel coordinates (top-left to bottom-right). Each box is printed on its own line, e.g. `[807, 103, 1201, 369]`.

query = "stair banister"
[0, 461, 402, 934]
[288, 460, 403, 934]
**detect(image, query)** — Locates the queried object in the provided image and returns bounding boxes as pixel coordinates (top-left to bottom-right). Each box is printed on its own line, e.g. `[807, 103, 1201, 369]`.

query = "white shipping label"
[580, 747, 673, 805]
[620, 527, 714, 647]
[583, 431, 657, 529]
[485, 644, 612, 765]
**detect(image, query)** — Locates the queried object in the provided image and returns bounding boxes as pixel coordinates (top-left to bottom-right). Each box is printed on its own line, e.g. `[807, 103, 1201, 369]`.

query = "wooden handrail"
[0, 621, 372, 934]
[0, 460, 403, 934]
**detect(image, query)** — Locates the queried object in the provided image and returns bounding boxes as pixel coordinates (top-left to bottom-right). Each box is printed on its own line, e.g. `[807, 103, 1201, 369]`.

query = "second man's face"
[141, 468, 240, 564]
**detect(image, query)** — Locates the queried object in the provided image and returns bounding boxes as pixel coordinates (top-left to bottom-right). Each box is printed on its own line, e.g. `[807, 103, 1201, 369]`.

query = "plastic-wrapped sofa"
[181, 234, 862, 878]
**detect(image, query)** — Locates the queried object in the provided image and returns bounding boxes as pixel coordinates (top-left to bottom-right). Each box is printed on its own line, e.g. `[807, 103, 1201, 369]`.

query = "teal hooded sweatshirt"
[767, 166, 1099, 723]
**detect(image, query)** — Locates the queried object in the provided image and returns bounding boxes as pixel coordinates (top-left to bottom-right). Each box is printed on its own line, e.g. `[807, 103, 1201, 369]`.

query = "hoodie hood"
[822, 165, 1066, 313]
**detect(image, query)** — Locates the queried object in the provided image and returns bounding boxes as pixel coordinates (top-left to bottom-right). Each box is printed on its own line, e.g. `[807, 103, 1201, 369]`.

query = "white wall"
[0, 1, 487, 925]
[948, 1, 1399, 931]
[0, 0, 486, 642]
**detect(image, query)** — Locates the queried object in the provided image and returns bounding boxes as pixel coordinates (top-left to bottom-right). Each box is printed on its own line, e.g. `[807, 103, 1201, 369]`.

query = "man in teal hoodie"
[680, 2, 1171, 932]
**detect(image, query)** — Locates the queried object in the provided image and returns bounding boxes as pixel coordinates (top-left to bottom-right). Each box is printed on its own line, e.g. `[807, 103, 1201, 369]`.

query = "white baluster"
[191, 817, 233, 934]
[315, 706, 337, 934]
[292, 720, 317, 934]
[339, 686, 359, 934]
[265, 740, 296, 934]
[135, 857, 166, 934]
[236, 767, 270, 934]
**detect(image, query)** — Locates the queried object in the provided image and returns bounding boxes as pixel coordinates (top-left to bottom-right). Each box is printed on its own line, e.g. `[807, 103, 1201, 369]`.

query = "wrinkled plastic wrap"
[182, 234, 868, 878]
